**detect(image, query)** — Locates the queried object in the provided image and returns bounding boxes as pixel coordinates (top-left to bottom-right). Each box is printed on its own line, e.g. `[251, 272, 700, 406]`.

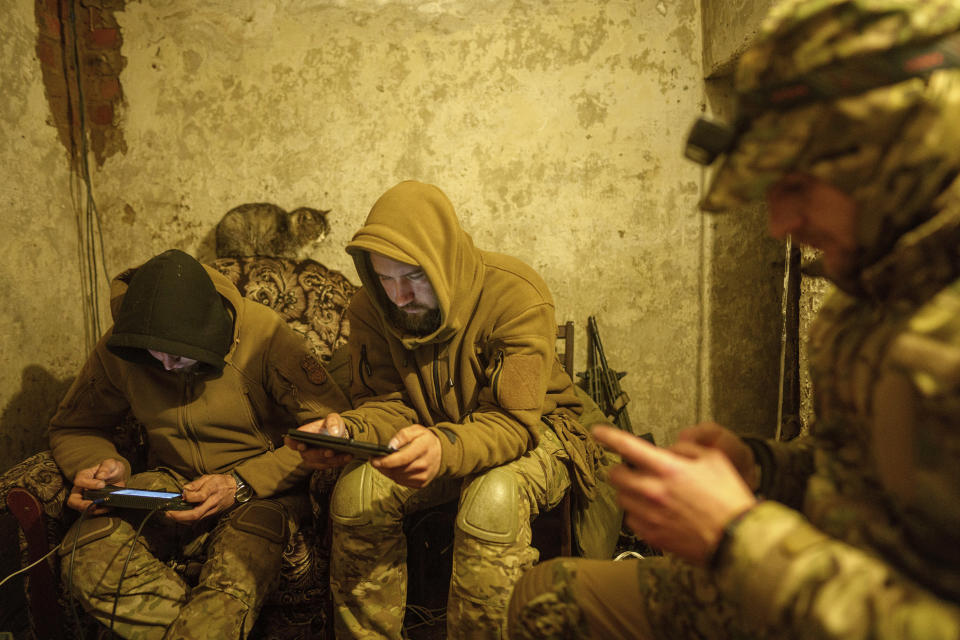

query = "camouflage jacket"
[716, 191, 960, 637]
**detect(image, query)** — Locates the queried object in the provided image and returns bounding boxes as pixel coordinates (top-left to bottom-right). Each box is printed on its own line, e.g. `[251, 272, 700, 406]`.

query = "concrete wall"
[701, 0, 830, 439]
[1, 0, 84, 473]
[702, 0, 775, 77]
[105, 0, 708, 452]
[1, 0, 802, 474]
[697, 0, 785, 438]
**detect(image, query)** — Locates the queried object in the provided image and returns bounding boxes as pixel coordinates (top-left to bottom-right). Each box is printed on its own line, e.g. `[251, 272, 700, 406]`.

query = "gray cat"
[215, 203, 331, 259]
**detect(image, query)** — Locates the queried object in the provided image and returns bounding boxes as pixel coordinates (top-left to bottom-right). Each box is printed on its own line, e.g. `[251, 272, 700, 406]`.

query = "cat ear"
[290, 207, 330, 233]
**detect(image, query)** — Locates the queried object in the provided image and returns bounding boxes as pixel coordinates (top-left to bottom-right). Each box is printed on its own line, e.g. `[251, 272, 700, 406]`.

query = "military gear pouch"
[229, 500, 289, 544]
[59, 516, 124, 555]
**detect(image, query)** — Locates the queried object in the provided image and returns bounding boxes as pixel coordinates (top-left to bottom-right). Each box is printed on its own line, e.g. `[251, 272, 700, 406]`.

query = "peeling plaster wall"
[702, 0, 775, 76]
[94, 0, 705, 446]
[1, 1, 84, 473]
[701, 0, 830, 439]
[1, 0, 711, 473]
[698, 0, 783, 438]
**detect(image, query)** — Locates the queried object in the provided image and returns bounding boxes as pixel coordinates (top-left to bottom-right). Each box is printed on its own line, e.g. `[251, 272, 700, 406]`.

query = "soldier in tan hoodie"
[51, 249, 349, 639]
[289, 180, 602, 638]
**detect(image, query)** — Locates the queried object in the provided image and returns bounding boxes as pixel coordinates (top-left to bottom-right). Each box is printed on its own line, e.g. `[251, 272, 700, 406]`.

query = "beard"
[387, 304, 442, 336]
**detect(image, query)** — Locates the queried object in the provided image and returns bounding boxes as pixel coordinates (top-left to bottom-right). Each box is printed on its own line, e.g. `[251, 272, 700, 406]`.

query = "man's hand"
[166, 473, 237, 523]
[592, 425, 757, 566]
[676, 422, 760, 491]
[67, 458, 127, 514]
[371, 425, 442, 488]
[284, 412, 354, 470]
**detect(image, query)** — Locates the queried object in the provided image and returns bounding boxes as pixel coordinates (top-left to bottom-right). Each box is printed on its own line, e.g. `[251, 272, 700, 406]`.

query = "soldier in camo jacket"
[508, 0, 960, 638]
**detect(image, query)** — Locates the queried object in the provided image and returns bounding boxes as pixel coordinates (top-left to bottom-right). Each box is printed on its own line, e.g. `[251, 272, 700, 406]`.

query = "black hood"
[106, 249, 233, 372]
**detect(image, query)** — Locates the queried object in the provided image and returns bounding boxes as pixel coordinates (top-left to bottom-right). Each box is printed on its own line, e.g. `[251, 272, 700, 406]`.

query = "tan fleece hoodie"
[341, 181, 596, 483]
[49, 261, 350, 497]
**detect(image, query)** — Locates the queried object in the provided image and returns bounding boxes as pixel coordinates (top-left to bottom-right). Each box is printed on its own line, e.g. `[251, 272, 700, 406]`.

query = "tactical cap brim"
[702, 0, 960, 212]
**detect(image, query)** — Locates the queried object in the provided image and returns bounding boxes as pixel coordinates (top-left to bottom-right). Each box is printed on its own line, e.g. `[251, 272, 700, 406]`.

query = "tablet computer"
[82, 486, 193, 510]
[286, 429, 397, 458]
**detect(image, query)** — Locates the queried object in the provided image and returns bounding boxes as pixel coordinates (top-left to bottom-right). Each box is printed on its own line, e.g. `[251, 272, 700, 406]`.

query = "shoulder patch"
[498, 353, 543, 411]
[300, 354, 328, 385]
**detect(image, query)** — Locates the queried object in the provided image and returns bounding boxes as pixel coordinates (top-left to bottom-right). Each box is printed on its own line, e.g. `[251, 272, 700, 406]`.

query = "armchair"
[0, 255, 358, 640]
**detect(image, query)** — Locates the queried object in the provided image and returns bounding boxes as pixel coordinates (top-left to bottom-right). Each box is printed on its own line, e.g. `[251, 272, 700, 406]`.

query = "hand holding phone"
[285, 429, 396, 458]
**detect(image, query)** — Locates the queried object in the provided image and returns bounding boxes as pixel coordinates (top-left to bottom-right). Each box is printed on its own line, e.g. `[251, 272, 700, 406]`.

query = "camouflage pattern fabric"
[509, 190, 960, 640]
[59, 468, 298, 639]
[509, 555, 768, 640]
[511, 207, 960, 639]
[330, 430, 570, 639]
[513, 175, 960, 640]
[703, 0, 960, 271]
[744, 436, 815, 510]
[511, 0, 960, 633]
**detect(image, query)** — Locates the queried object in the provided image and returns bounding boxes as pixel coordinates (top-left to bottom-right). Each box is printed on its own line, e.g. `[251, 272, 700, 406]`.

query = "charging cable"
[67, 500, 100, 640]
[0, 542, 63, 589]
[109, 505, 162, 636]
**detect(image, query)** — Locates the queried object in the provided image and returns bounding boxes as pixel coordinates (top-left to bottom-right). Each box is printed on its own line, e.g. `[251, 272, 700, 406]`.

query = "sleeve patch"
[498, 354, 542, 411]
[300, 354, 328, 385]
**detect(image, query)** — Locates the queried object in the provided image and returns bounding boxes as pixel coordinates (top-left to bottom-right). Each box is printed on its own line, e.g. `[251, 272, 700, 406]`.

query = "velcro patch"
[300, 354, 328, 385]
[499, 354, 543, 411]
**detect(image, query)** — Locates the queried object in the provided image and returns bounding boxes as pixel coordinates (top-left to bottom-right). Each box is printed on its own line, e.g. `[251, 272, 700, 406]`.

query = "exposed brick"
[37, 0, 127, 168]
[88, 102, 113, 126]
[43, 74, 70, 99]
[95, 76, 121, 100]
[39, 12, 62, 39]
[88, 27, 119, 49]
[83, 52, 115, 75]
[87, 0, 128, 12]
[46, 94, 73, 126]
[35, 37, 63, 70]
[86, 4, 121, 28]
[84, 5, 105, 29]
[40, 0, 60, 18]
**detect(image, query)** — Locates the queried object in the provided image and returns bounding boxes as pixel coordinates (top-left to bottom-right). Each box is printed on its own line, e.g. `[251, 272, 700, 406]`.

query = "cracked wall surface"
[105, 0, 706, 450]
[1, 0, 798, 473]
[1, 1, 85, 471]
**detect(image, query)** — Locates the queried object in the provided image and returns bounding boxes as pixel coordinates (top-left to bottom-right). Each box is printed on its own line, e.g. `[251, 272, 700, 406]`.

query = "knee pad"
[330, 462, 375, 526]
[229, 499, 289, 545]
[456, 467, 519, 544]
[59, 516, 125, 555]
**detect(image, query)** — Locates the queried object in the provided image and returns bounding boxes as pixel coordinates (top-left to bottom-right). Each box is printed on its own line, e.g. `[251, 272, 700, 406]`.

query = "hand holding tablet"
[285, 429, 397, 458]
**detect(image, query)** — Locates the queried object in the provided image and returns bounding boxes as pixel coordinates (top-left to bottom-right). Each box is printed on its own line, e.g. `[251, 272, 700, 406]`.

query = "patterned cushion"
[211, 256, 358, 363]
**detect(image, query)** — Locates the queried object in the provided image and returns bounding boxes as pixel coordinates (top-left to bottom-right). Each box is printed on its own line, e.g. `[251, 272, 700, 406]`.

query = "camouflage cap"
[701, 0, 960, 215]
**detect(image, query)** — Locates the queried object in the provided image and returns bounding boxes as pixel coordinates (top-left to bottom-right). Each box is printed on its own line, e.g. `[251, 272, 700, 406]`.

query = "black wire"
[67, 501, 100, 640]
[110, 506, 162, 636]
[66, 0, 110, 348]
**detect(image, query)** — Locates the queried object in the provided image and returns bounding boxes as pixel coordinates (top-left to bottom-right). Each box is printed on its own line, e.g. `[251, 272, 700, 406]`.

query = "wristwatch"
[231, 470, 254, 504]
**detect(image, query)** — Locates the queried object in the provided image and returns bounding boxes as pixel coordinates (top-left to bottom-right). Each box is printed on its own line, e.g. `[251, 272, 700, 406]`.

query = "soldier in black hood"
[50, 249, 348, 639]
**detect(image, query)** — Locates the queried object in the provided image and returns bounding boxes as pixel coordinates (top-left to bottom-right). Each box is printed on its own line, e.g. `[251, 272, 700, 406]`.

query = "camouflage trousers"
[329, 430, 572, 640]
[507, 556, 766, 640]
[59, 468, 301, 640]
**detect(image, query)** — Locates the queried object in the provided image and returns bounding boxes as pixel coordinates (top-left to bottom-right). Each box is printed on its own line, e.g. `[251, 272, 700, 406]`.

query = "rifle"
[580, 316, 654, 443]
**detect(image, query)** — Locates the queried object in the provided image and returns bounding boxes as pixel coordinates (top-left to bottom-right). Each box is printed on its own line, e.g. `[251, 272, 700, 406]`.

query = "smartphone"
[82, 485, 193, 510]
[286, 429, 397, 459]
